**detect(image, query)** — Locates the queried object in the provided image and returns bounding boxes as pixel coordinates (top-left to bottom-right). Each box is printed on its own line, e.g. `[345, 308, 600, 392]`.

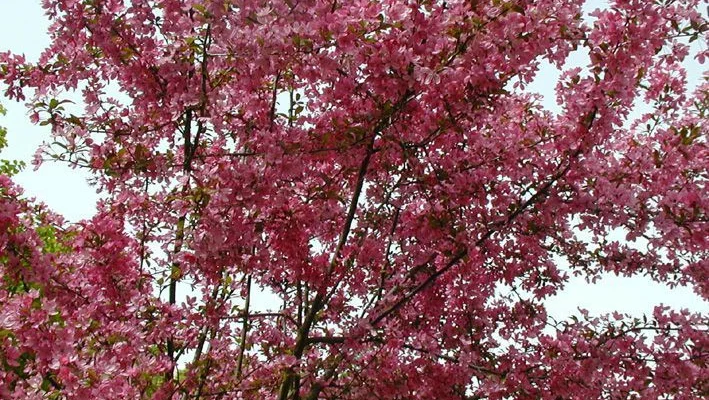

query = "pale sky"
[0, 1, 706, 320]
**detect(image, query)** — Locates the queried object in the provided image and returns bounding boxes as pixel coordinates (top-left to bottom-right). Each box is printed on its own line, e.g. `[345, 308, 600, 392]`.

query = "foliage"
[0, 0, 707, 399]
[0, 104, 25, 176]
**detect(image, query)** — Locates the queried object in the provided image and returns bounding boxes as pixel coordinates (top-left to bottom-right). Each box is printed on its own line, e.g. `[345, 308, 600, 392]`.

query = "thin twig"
[236, 275, 252, 379]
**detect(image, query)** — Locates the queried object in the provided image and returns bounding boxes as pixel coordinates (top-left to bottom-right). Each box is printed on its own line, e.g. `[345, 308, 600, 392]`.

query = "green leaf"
[509, 3, 525, 14]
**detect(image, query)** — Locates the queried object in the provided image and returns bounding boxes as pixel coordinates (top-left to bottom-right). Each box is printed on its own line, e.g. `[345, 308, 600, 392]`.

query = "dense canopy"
[1, 0, 707, 399]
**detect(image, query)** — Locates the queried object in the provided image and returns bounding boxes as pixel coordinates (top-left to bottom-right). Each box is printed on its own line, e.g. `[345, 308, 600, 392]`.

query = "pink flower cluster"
[1, 0, 706, 398]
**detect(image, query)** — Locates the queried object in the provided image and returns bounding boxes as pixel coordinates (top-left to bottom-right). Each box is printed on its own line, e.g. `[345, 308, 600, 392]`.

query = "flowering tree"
[1, 0, 707, 398]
